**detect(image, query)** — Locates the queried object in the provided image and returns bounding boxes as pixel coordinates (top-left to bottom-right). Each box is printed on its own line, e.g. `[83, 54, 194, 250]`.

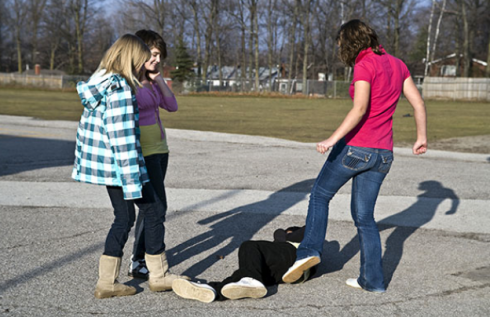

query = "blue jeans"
[296, 139, 393, 292]
[104, 183, 166, 258]
[132, 153, 169, 261]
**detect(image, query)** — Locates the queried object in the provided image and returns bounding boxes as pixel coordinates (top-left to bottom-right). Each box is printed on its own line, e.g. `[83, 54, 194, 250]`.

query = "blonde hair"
[96, 34, 151, 91]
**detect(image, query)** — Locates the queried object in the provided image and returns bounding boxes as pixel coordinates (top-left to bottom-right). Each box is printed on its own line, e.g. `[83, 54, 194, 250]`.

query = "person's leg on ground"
[172, 279, 217, 303]
[220, 240, 297, 300]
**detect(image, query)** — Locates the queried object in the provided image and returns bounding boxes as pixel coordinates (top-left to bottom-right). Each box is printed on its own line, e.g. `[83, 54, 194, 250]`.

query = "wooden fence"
[0, 73, 88, 89]
[422, 77, 490, 101]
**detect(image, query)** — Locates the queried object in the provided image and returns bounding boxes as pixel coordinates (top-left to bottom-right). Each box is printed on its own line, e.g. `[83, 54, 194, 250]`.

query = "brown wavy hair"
[336, 20, 382, 67]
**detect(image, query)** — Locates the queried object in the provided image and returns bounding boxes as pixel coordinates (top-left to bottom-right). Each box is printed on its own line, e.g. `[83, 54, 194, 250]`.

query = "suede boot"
[94, 255, 137, 299]
[145, 252, 190, 292]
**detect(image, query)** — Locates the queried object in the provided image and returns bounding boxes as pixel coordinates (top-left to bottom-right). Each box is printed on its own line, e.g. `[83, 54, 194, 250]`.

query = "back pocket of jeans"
[378, 154, 393, 174]
[342, 148, 371, 171]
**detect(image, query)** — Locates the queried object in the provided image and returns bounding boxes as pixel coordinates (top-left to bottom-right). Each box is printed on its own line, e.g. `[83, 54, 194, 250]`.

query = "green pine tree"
[171, 37, 195, 83]
[409, 26, 429, 64]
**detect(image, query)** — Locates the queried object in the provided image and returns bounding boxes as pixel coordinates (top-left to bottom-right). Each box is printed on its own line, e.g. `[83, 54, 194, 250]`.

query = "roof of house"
[428, 53, 487, 67]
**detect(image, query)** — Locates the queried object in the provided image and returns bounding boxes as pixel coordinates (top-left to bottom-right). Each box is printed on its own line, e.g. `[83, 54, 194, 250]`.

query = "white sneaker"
[282, 256, 321, 283]
[221, 277, 267, 300]
[346, 278, 385, 293]
[346, 278, 362, 289]
[172, 279, 216, 303]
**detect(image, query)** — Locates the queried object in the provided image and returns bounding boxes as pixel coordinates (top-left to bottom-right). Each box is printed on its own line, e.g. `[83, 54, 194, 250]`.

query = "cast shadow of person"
[0, 135, 75, 177]
[165, 179, 315, 278]
[318, 180, 459, 288]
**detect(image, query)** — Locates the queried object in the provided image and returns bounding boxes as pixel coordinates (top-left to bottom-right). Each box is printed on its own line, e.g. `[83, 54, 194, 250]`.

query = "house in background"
[427, 54, 488, 77]
[191, 65, 279, 90]
[161, 65, 175, 89]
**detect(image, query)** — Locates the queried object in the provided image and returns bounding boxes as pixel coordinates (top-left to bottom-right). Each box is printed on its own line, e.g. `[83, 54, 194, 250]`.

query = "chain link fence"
[181, 78, 352, 98]
[4, 73, 488, 102]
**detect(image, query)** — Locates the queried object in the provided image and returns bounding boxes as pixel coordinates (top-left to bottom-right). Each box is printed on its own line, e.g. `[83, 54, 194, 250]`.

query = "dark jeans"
[104, 183, 165, 258]
[132, 153, 169, 261]
[209, 240, 297, 301]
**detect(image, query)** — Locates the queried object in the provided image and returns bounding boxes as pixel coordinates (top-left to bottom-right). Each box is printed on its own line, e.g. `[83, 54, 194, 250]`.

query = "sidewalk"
[0, 115, 489, 316]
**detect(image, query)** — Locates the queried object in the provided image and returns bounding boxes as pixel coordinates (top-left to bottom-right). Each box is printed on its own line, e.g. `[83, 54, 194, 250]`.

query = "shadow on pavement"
[166, 179, 316, 277]
[0, 135, 75, 176]
[0, 242, 103, 295]
[317, 180, 460, 288]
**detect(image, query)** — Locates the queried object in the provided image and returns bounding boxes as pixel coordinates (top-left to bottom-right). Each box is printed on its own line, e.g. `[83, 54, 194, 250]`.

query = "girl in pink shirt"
[283, 20, 427, 292]
[128, 29, 188, 289]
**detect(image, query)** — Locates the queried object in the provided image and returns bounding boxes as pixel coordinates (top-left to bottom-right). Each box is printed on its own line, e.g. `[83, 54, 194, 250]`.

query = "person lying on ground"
[171, 226, 315, 303]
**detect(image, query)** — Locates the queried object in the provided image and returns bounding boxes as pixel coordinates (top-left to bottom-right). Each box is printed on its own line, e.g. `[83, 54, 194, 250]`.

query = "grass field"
[1, 87, 489, 145]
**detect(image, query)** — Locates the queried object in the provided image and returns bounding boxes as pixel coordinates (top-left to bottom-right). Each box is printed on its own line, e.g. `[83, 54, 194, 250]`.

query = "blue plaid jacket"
[72, 71, 149, 200]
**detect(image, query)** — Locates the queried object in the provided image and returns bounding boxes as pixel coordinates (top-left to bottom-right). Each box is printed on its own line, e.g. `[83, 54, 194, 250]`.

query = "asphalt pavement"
[0, 114, 489, 316]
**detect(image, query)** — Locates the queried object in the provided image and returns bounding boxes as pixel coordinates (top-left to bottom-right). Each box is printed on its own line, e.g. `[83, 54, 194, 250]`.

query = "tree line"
[1, 0, 489, 80]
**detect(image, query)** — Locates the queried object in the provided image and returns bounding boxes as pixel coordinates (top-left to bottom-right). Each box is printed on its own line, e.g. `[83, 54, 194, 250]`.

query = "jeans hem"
[358, 280, 386, 293]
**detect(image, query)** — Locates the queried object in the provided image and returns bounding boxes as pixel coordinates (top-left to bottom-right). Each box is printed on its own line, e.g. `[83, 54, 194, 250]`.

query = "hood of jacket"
[77, 70, 122, 111]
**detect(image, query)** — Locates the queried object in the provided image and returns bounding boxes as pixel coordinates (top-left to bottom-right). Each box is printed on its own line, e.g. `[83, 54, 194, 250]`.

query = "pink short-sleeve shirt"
[345, 46, 411, 151]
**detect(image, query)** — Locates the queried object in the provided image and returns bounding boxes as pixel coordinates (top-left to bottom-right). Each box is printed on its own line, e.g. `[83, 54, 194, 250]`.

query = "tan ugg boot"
[94, 255, 137, 299]
[145, 252, 190, 292]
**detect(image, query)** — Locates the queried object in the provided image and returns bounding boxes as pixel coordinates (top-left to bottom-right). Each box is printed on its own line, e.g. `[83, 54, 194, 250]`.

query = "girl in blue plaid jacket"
[73, 34, 187, 299]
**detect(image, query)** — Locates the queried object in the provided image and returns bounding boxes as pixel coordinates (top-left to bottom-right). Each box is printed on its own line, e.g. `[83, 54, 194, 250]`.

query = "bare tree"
[460, 0, 471, 77]
[253, 0, 259, 89]
[8, 0, 29, 73]
[84, 13, 116, 72]
[442, 0, 490, 77]
[287, 0, 300, 81]
[246, 0, 259, 89]
[238, 0, 248, 81]
[188, 0, 203, 77]
[6, 0, 487, 82]
[212, 0, 223, 86]
[202, 0, 216, 81]
[376, 0, 417, 57]
[170, 0, 190, 45]
[225, 0, 248, 82]
[27, 0, 48, 66]
[424, 0, 436, 76]
[430, 0, 447, 63]
[266, 0, 277, 89]
[124, 0, 170, 36]
[69, 0, 90, 74]
[454, 14, 462, 77]
[487, 31, 490, 77]
[0, 0, 6, 71]
[312, 0, 337, 79]
[42, 0, 68, 70]
[301, 0, 313, 86]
